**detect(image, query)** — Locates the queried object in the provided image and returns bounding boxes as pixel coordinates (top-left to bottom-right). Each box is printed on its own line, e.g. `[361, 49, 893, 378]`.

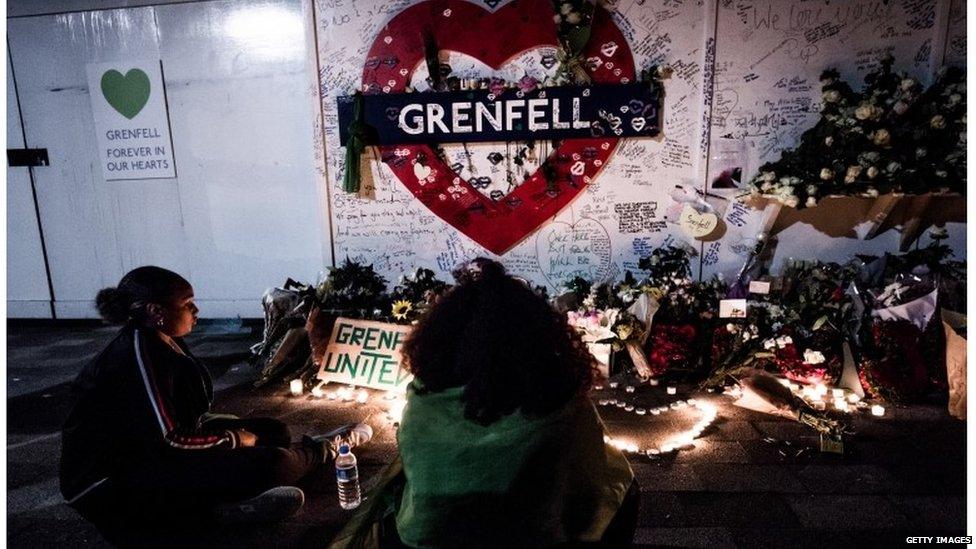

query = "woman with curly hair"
[332, 258, 637, 548]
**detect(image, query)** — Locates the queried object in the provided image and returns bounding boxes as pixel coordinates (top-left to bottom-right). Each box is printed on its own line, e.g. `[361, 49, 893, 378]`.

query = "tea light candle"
[833, 399, 849, 412]
[832, 388, 844, 398]
[812, 401, 826, 411]
[871, 405, 886, 417]
[325, 391, 338, 400]
[648, 379, 660, 386]
[625, 386, 635, 393]
[847, 393, 861, 403]
[289, 379, 303, 396]
[356, 390, 369, 404]
[667, 386, 677, 395]
[311, 386, 325, 398]
[778, 379, 792, 387]
[608, 381, 619, 389]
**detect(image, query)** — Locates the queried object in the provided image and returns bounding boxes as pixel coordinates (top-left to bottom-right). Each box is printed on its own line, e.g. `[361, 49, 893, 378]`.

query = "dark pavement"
[7, 322, 967, 548]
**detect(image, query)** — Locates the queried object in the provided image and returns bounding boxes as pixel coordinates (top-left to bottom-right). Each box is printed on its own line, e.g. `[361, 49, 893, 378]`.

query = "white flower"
[806, 196, 818, 208]
[820, 168, 834, 180]
[824, 136, 834, 147]
[822, 90, 841, 103]
[930, 115, 946, 129]
[803, 349, 826, 365]
[763, 338, 777, 350]
[806, 184, 818, 195]
[844, 165, 862, 184]
[872, 128, 891, 147]
[865, 187, 879, 197]
[866, 166, 879, 179]
[783, 195, 800, 208]
[775, 335, 793, 347]
[761, 171, 777, 183]
[855, 104, 881, 121]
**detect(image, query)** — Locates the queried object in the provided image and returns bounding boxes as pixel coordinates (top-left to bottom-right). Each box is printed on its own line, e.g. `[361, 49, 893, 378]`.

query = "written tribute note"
[317, 317, 414, 392]
[86, 60, 176, 180]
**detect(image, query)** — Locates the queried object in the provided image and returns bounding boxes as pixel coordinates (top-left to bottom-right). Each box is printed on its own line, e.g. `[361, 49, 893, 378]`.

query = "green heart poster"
[86, 60, 176, 180]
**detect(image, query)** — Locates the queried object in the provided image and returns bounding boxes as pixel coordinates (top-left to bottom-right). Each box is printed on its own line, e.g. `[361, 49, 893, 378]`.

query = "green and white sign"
[317, 317, 414, 393]
[86, 60, 176, 180]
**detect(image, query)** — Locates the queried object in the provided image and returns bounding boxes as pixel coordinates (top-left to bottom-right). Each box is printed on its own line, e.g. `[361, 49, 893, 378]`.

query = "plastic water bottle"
[335, 444, 361, 510]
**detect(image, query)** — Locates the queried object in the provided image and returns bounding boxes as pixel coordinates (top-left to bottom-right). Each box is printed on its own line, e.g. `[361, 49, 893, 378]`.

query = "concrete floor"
[7, 321, 967, 548]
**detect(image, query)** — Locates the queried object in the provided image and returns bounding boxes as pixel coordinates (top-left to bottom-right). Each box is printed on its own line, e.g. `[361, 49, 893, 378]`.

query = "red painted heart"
[362, 0, 634, 254]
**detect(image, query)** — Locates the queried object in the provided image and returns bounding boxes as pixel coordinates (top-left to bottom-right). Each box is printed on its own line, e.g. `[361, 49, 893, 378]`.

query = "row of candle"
[288, 379, 408, 424]
[778, 379, 886, 417]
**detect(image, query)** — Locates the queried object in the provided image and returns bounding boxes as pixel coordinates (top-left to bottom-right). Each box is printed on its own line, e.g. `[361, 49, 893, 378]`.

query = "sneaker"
[317, 422, 373, 448]
[214, 486, 305, 524]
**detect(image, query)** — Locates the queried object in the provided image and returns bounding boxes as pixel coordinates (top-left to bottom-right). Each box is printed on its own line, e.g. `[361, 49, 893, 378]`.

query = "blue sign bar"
[337, 83, 661, 146]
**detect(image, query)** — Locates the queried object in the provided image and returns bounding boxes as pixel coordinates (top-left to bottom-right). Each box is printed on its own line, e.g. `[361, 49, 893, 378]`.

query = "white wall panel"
[7, 0, 329, 318]
[6, 55, 53, 317]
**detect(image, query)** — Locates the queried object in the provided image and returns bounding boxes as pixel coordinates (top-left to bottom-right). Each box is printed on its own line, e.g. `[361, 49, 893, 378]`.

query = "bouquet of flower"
[634, 246, 724, 377]
[745, 55, 966, 208]
[387, 267, 450, 324]
[854, 261, 948, 401]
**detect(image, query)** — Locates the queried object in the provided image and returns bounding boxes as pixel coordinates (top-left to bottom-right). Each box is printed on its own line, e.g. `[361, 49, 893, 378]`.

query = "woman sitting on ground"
[333, 258, 637, 548]
[60, 266, 367, 534]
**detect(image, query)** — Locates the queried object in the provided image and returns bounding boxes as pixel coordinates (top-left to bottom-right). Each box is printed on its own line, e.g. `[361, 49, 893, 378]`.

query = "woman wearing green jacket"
[333, 258, 637, 548]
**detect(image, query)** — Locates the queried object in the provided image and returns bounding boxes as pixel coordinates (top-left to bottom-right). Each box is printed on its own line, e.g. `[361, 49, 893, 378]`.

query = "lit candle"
[624, 405, 634, 412]
[832, 388, 844, 398]
[648, 379, 660, 386]
[871, 405, 885, 417]
[388, 400, 406, 423]
[812, 401, 826, 411]
[667, 386, 677, 395]
[311, 386, 325, 398]
[325, 391, 338, 400]
[609, 381, 619, 389]
[356, 390, 369, 404]
[847, 393, 861, 403]
[636, 408, 646, 415]
[289, 379, 303, 396]
[625, 386, 635, 393]
[833, 399, 849, 412]
[778, 379, 792, 387]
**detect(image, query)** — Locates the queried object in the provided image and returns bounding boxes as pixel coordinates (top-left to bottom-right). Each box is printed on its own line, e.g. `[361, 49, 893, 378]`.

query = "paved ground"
[7, 321, 967, 548]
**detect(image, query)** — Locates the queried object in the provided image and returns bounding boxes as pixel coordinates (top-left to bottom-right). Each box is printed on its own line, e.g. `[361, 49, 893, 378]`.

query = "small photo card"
[719, 299, 748, 318]
[749, 280, 771, 294]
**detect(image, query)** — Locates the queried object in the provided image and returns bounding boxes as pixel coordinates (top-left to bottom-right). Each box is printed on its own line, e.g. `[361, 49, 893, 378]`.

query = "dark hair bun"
[452, 257, 507, 285]
[95, 287, 130, 324]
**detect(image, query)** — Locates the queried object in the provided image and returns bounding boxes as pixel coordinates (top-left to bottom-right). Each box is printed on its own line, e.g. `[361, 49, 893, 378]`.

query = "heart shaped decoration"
[678, 205, 719, 239]
[361, 0, 634, 254]
[100, 68, 151, 119]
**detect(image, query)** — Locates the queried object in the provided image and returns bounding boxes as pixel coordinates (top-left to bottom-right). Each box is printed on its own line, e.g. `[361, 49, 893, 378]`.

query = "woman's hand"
[235, 429, 258, 447]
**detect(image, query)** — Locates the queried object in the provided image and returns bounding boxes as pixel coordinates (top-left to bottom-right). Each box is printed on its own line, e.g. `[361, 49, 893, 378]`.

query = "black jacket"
[60, 323, 241, 504]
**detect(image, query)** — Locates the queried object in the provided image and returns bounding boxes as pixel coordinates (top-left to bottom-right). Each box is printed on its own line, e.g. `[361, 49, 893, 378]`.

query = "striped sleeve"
[134, 329, 237, 450]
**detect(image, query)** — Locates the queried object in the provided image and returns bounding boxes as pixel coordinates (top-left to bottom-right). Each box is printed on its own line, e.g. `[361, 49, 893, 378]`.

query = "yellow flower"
[644, 287, 665, 300]
[391, 300, 413, 320]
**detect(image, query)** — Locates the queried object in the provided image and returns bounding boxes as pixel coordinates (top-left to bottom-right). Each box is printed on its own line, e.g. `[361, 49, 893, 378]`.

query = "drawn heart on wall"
[361, 0, 635, 254]
[101, 69, 151, 119]
[535, 217, 612, 291]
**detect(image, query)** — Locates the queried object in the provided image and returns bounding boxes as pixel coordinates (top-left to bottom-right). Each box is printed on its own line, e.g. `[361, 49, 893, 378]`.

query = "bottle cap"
[338, 444, 350, 454]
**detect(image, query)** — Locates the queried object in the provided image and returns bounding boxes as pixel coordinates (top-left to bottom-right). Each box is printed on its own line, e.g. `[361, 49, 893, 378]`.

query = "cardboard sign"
[86, 60, 176, 180]
[317, 317, 414, 392]
[337, 82, 661, 146]
[719, 299, 748, 319]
